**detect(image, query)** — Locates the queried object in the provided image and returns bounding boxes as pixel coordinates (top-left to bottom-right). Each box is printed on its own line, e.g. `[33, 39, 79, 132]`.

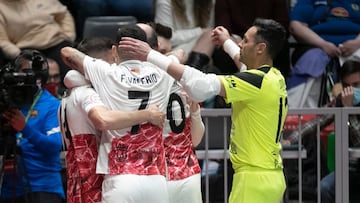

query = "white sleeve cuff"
[147, 50, 172, 71]
[223, 39, 240, 59]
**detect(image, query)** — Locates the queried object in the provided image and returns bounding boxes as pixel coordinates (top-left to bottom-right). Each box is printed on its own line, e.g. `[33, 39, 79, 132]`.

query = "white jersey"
[83, 56, 176, 175]
[61, 87, 104, 138]
[59, 70, 105, 203]
[163, 85, 202, 203]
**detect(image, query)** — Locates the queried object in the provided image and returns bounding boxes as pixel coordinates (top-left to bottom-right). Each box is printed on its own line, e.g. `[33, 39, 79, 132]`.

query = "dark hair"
[14, 49, 49, 86]
[253, 18, 286, 60]
[144, 24, 159, 49]
[77, 37, 116, 55]
[116, 25, 147, 44]
[149, 22, 172, 39]
[340, 60, 360, 81]
[334, 60, 360, 106]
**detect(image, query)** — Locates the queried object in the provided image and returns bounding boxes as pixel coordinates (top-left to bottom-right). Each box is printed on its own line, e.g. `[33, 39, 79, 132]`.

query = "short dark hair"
[77, 37, 116, 56]
[144, 23, 159, 49]
[253, 18, 286, 60]
[149, 22, 172, 39]
[116, 25, 147, 44]
[340, 60, 360, 81]
[14, 49, 49, 86]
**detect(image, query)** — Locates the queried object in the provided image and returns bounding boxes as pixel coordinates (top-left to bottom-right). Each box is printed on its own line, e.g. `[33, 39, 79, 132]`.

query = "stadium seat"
[83, 16, 137, 41]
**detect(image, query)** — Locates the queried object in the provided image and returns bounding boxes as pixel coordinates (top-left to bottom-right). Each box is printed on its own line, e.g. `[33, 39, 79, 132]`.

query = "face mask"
[44, 82, 59, 97]
[353, 87, 360, 106]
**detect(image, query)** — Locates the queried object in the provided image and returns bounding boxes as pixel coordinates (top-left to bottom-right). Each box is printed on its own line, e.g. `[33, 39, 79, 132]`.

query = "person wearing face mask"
[352, 87, 360, 106]
[0, 49, 65, 203]
[320, 60, 360, 203]
[282, 60, 360, 202]
[44, 58, 62, 98]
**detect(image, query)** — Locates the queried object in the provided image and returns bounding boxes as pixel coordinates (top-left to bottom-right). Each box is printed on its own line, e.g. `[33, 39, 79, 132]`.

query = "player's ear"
[111, 45, 119, 64]
[256, 42, 266, 55]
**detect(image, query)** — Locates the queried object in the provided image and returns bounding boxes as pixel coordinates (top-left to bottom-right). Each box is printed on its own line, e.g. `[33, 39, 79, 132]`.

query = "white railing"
[198, 107, 360, 203]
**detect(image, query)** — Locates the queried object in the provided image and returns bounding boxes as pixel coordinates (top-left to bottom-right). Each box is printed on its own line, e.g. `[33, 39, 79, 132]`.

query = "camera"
[0, 49, 48, 156]
[0, 64, 38, 113]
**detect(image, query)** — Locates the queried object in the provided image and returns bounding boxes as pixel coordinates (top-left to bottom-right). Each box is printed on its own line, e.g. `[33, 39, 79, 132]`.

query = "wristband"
[147, 50, 172, 71]
[191, 106, 203, 128]
[223, 39, 240, 59]
[167, 54, 180, 64]
[191, 106, 201, 120]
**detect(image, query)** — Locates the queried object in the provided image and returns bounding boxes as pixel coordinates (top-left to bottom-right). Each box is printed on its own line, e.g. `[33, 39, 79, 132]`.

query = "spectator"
[0, 0, 76, 90]
[283, 60, 360, 202]
[120, 18, 288, 203]
[287, 0, 360, 108]
[214, 0, 290, 76]
[0, 49, 64, 203]
[44, 58, 62, 98]
[155, 0, 216, 71]
[61, 25, 177, 203]
[322, 60, 360, 203]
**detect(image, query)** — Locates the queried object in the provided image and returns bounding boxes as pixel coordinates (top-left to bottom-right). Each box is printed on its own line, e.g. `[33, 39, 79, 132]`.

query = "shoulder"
[231, 68, 271, 89]
[42, 90, 60, 101]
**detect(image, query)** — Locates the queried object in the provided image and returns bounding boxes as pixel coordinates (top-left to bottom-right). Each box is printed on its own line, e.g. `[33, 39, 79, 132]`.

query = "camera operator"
[0, 49, 64, 203]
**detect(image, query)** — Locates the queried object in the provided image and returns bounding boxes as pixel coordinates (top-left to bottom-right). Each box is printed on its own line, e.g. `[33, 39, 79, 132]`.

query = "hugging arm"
[60, 47, 87, 74]
[119, 37, 226, 102]
[190, 103, 204, 147]
[88, 105, 165, 130]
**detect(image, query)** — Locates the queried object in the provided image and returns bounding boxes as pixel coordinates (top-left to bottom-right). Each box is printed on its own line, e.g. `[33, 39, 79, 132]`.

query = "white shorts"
[167, 174, 202, 203]
[102, 174, 169, 203]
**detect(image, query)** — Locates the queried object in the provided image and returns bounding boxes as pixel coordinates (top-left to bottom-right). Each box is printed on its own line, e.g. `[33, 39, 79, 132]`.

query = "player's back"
[83, 57, 175, 135]
[83, 56, 175, 175]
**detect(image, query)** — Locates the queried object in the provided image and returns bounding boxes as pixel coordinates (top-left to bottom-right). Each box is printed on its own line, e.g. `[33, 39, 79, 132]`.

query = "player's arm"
[189, 102, 204, 147]
[118, 37, 226, 102]
[211, 26, 246, 71]
[60, 47, 86, 74]
[88, 105, 165, 130]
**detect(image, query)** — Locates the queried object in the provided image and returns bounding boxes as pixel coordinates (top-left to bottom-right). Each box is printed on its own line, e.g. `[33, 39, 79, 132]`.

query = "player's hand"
[118, 37, 152, 61]
[166, 49, 187, 64]
[147, 104, 165, 128]
[211, 26, 231, 46]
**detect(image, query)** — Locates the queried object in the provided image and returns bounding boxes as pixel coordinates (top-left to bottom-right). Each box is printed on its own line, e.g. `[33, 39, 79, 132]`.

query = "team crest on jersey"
[130, 68, 140, 74]
[30, 110, 38, 118]
[331, 7, 349, 17]
[225, 75, 237, 88]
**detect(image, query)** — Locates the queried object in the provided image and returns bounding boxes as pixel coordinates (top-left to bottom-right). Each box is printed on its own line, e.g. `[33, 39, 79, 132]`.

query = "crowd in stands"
[1, 0, 360, 202]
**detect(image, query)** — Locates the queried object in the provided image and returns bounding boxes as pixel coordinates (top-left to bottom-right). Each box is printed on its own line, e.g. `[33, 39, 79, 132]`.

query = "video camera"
[0, 49, 49, 156]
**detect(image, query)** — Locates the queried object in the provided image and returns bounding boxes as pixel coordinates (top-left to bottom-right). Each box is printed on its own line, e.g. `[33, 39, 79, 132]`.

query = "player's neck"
[248, 58, 272, 70]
